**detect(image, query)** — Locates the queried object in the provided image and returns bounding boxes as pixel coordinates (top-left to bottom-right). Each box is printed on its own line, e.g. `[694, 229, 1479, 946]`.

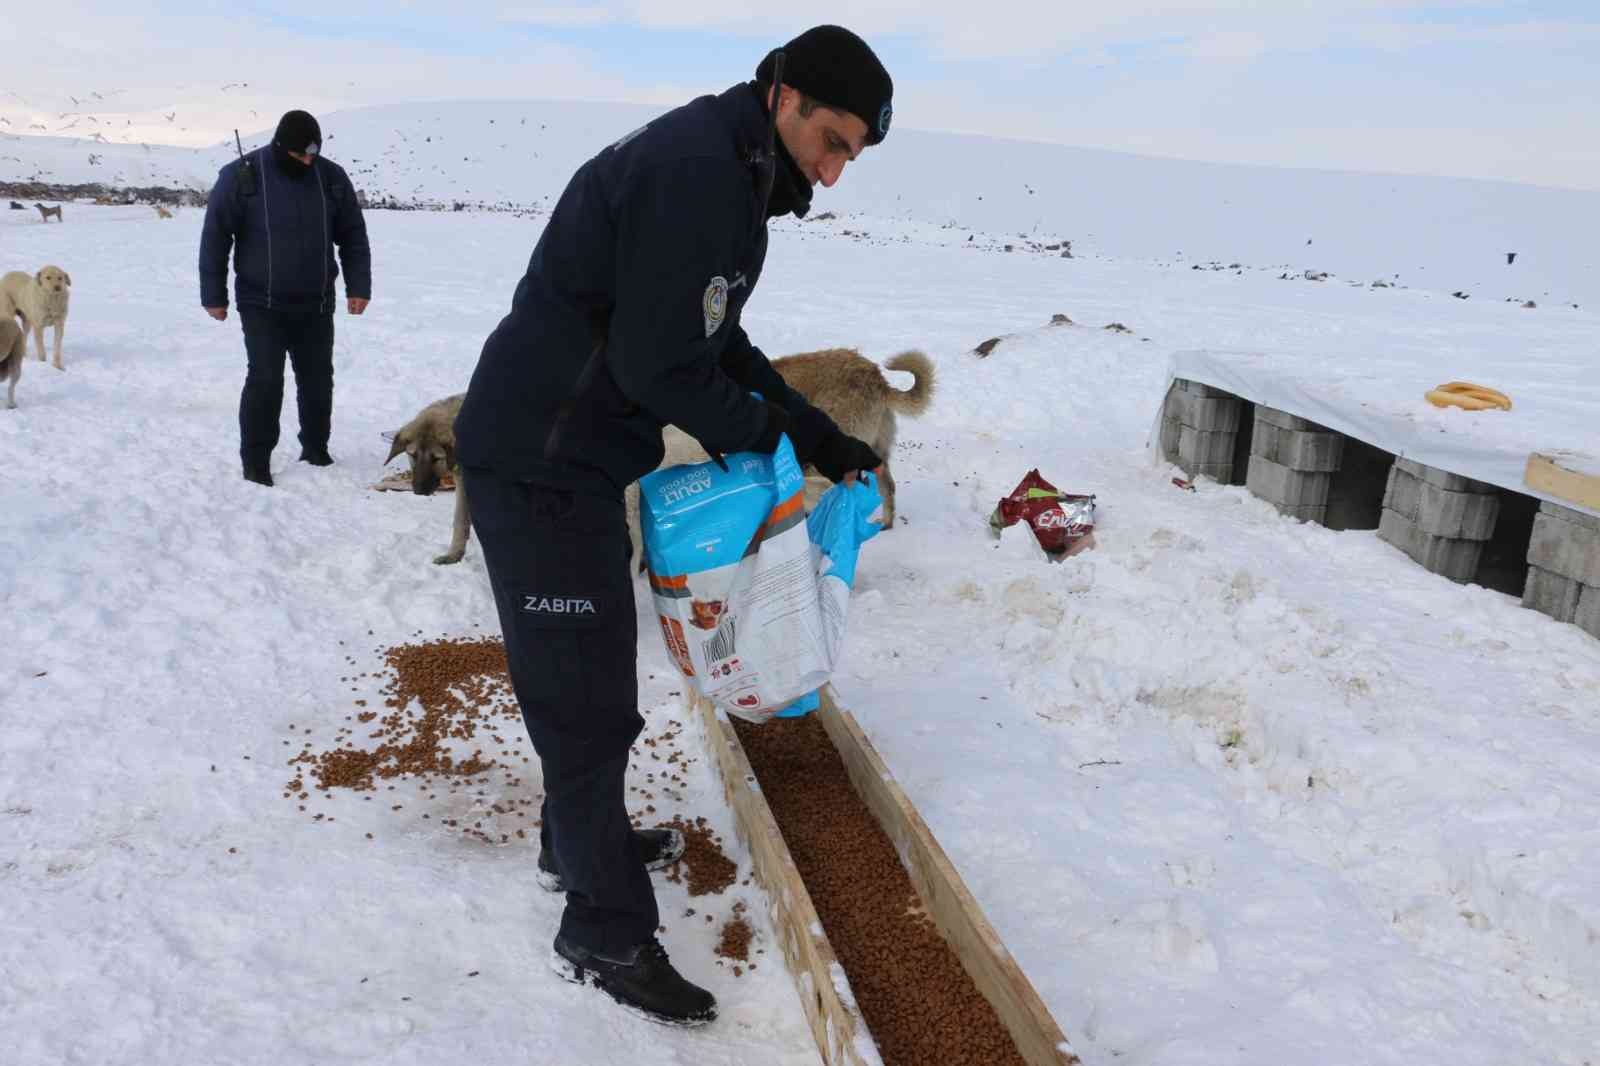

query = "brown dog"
[33, 203, 62, 223]
[624, 347, 935, 572]
[1, 319, 25, 409]
[770, 348, 934, 528]
[385, 393, 471, 564]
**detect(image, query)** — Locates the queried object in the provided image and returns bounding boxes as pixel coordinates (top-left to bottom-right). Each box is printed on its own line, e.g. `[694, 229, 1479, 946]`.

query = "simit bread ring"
[1425, 381, 1512, 411]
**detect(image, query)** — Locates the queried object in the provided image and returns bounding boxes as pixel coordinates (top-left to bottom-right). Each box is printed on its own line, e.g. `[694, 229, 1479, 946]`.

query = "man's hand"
[749, 401, 792, 454]
[809, 430, 881, 484]
[348, 297, 369, 315]
[205, 306, 228, 321]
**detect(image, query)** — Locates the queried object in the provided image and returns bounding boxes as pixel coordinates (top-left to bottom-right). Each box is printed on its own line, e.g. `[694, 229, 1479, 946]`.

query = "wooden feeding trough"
[696, 688, 1078, 1066]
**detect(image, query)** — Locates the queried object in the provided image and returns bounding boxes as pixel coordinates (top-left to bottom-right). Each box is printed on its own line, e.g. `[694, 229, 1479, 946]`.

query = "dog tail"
[883, 350, 935, 417]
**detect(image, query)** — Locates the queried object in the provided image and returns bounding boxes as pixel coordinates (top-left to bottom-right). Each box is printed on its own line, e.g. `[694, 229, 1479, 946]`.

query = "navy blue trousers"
[238, 307, 334, 465]
[462, 468, 655, 955]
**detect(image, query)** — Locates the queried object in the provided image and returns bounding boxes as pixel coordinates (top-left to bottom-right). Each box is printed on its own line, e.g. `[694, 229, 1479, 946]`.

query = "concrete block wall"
[1162, 379, 1244, 483]
[1524, 502, 1600, 639]
[1245, 406, 1344, 522]
[1378, 458, 1501, 583]
[1158, 383, 1599, 642]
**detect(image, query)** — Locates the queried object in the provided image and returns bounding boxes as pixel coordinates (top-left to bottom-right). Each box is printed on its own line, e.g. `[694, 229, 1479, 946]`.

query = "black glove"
[809, 430, 881, 483]
[748, 400, 792, 454]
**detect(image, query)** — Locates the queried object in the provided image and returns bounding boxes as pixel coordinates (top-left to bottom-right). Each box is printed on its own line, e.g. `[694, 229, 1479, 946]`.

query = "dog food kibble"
[289, 637, 515, 794]
[733, 714, 1028, 1066]
[715, 902, 753, 965]
[661, 815, 737, 896]
[284, 637, 545, 844]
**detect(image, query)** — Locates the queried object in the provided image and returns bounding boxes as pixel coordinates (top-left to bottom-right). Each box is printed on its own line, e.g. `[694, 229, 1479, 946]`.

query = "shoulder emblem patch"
[703, 275, 728, 337]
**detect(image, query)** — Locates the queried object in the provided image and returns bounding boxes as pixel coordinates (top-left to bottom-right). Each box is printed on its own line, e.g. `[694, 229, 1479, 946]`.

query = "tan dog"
[1, 319, 25, 409]
[33, 203, 62, 223]
[624, 347, 935, 572]
[153, 205, 174, 219]
[385, 393, 471, 565]
[770, 348, 934, 527]
[0, 266, 72, 370]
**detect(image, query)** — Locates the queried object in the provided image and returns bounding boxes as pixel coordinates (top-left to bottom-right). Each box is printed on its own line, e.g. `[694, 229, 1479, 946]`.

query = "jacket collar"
[720, 82, 812, 220]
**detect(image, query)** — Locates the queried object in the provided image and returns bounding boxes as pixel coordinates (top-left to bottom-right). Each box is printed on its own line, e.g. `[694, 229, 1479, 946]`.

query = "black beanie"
[756, 25, 893, 146]
[273, 110, 322, 155]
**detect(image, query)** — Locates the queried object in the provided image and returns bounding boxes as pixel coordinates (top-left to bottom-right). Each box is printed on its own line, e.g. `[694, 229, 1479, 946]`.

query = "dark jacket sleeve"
[198, 165, 237, 308]
[605, 157, 771, 454]
[719, 326, 838, 461]
[331, 164, 372, 300]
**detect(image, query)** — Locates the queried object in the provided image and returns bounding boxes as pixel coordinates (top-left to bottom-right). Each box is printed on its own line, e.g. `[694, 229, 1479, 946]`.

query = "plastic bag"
[989, 469, 1096, 559]
[639, 435, 880, 723]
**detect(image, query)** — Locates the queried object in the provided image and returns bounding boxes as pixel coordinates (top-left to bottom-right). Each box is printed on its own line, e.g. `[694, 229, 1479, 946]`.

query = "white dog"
[0, 266, 72, 370]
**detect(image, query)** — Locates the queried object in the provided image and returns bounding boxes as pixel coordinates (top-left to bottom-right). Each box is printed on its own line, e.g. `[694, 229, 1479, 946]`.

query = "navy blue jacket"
[199, 149, 371, 313]
[453, 83, 838, 494]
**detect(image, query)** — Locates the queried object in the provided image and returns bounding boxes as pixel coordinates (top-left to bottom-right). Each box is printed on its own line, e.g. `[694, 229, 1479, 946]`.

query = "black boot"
[243, 461, 274, 487]
[552, 935, 717, 1027]
[298, 445, 334, 466]
[537, 827, 684, 893]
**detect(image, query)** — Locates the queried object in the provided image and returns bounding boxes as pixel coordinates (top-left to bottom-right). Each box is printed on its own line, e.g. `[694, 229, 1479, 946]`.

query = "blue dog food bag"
[639, 435, 880, 723]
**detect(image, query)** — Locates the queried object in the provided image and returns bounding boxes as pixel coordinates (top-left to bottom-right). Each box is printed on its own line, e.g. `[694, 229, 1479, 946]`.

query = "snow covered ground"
[3, 108, 1600, 1066]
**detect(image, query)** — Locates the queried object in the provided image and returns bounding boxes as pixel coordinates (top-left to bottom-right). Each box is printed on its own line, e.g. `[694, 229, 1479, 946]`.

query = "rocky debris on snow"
[0, 180, 202, 206]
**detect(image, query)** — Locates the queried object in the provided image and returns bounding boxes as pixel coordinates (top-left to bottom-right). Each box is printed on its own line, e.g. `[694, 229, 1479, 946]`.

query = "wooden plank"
[816, 690, 1081, 1066]
[694, 696, 881, 1066]
[1526, 452, 1600, 512]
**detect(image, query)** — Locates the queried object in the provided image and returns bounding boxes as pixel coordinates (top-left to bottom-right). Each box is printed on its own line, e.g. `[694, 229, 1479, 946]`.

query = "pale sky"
[3, 1, 1597, 189]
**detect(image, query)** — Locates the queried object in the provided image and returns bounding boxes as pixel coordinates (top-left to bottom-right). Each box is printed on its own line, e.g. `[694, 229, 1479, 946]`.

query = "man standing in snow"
[453, 26, 892, 1027]
[199, 110, 372, 487]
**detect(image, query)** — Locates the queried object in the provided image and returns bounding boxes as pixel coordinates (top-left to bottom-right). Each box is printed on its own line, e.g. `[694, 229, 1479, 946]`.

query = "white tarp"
[1155, 347, 1600, 519]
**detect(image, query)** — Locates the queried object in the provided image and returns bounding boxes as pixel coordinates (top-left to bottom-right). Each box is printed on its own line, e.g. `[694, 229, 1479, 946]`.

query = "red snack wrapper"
[989, 470, 1097, 559]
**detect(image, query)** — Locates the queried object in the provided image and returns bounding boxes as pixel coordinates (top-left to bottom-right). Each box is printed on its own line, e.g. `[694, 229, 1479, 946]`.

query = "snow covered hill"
[5, 94, 1599, 307]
